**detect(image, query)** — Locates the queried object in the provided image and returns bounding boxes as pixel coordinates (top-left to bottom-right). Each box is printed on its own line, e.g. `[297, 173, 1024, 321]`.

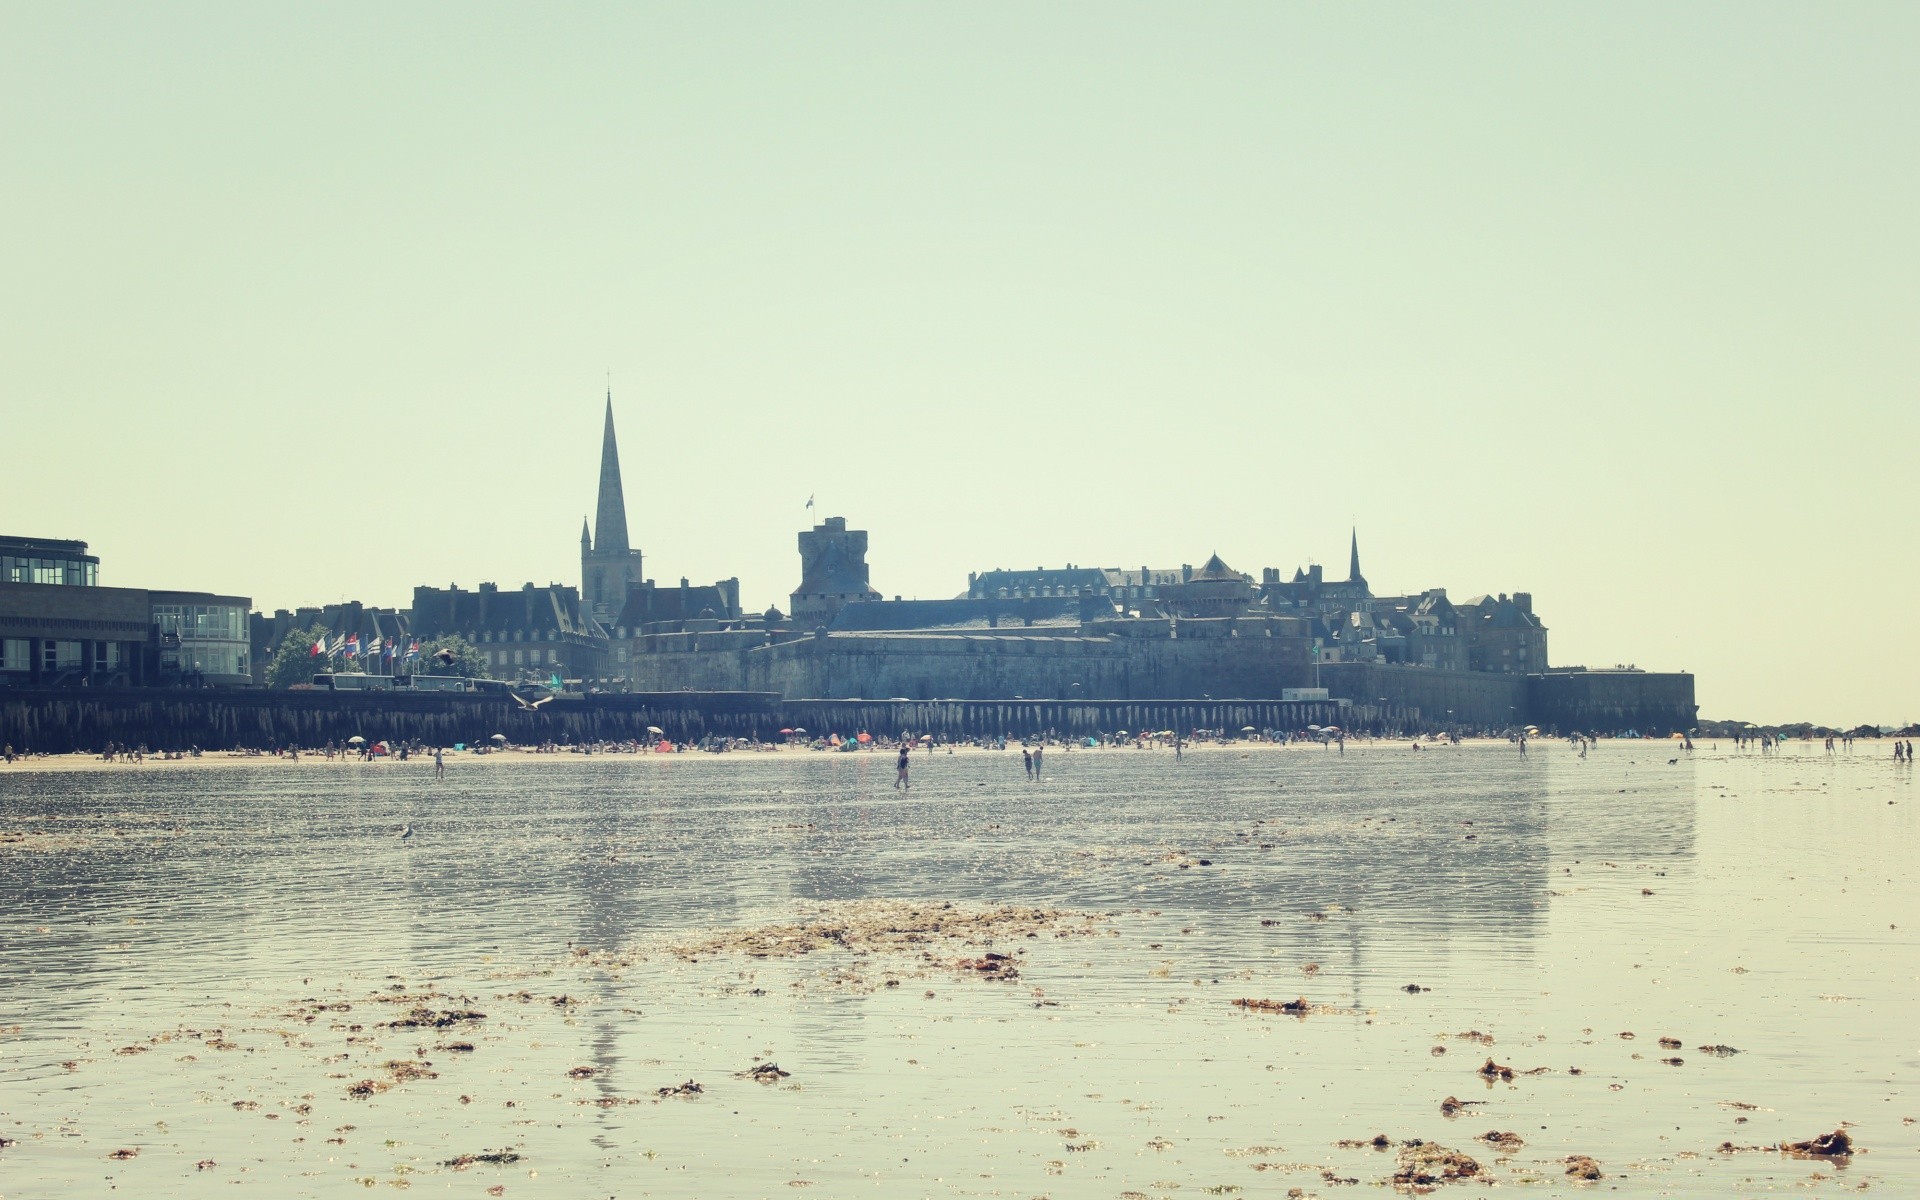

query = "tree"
[418, 635, 489, 679]
[264, 623, 333, 690]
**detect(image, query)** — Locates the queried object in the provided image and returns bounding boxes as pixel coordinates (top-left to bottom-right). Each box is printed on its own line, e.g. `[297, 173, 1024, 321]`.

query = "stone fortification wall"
[1319, 662, 1527, 729]
[1526, 671, 1696, 735]
[624, 628, 1316, 701]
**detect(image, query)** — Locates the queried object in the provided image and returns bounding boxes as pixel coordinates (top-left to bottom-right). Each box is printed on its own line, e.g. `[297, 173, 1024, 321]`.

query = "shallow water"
[1, 741, 1914, 1197]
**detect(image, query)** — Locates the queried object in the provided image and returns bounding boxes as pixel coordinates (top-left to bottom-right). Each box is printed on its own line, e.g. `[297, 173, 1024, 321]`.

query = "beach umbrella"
[1241, 725, 1257, 732]
[646, 725, 664, 734]
[792, 727, 808, 734]
[778, 728, 794, 735]
[1115, 729, 1130, 737]
[856, 731, 872, 744]
[1307, 724, 1322, 732]
[489, 733, 507, 743]
[347, 735, 366, 745]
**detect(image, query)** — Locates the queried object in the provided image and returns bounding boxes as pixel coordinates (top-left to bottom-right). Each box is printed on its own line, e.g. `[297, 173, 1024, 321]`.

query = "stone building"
[967, 564, 1187, 611]
[1460, 593, 1548, 674]
[1159, 554, 1255, 619]
[409, 581, 606, 682]
[250, 602, 413, 683]
[790, 517, 880, 626]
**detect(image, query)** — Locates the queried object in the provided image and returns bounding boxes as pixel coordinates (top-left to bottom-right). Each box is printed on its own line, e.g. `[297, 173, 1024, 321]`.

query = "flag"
[368, 636, 384, 659]
[310, 636, 324, 657]
[549, 672, 563, 690]
[404, 640, 420, 662]
[805, 494, 814, 510]
[327, 635, 345, 658]
[345, 634, 361, 658]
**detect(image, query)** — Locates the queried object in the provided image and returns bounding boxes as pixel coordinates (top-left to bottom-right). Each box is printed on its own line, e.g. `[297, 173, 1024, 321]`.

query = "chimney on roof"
[1514, 592, 1532, 614]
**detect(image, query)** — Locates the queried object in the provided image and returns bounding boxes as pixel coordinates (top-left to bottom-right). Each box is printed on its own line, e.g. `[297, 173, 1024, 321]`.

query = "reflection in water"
[2, 743, 1909, 1199]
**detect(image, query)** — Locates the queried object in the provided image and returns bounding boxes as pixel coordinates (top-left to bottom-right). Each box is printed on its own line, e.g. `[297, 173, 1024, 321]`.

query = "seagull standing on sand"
[400, 824, 413, 841]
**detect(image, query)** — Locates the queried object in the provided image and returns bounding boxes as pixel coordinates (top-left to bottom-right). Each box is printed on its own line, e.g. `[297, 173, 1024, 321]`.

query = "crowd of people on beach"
[4, 727, 1917, 767]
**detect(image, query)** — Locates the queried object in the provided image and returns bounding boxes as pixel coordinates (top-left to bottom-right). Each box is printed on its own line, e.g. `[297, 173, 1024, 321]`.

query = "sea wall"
[1526, 671, 1696, 735]
[1319, 662, 1528, 729]
[0, 688, 1344, 753]
[0, 689, 780, 754]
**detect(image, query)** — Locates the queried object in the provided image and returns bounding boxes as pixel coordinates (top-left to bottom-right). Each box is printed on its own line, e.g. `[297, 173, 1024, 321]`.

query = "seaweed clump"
[1393, 1140, 1480, 1186]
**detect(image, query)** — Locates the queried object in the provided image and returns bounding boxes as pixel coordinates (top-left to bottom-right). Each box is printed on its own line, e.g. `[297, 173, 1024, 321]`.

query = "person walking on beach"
[895, 743, 911, 791]
[1032, 745, 1043, 779]
[433, 746, 445, 780]
[1022, 748, 1033, 779]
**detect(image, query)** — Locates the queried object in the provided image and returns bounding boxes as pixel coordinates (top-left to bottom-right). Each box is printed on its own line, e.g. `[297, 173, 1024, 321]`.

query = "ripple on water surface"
[0, 742, 1914, 1196]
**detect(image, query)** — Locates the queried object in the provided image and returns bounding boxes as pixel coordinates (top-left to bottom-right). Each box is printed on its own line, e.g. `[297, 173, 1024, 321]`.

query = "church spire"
[1348, 526, 1364, 584]
[593, 392, 631, 552]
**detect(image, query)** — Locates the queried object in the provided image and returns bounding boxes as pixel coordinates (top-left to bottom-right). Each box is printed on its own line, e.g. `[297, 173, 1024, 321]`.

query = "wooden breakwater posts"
[0, 689, 1353, 754]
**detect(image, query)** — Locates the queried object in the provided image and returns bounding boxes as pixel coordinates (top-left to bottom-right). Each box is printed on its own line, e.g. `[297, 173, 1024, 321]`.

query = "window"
[1, 639, 28, 671]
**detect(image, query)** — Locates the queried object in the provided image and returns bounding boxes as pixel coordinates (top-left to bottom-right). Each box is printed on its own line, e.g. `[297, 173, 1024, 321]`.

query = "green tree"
[418, 635, 489, 679]
[264, 623, 333, 690]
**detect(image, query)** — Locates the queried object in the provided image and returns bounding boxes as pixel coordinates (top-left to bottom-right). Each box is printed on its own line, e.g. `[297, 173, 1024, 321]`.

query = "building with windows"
[150, 591, 253, 685]
[1, 536, 100, 586]
[0, 534, 250, 687]
[409, 581, 606, 682]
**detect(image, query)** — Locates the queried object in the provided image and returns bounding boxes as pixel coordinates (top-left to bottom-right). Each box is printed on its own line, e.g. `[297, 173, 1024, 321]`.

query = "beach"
[1, 738, 1913, 1196]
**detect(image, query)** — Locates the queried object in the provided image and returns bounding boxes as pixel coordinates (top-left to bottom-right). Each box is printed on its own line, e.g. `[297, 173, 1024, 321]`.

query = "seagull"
[400, 824, 413, 840]
[512, 693, 554, 711]
[432, 648, 457, 667]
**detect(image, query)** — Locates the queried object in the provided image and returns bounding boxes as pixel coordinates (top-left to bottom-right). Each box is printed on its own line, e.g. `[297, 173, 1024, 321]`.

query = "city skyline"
[4, 5, 1915, 725]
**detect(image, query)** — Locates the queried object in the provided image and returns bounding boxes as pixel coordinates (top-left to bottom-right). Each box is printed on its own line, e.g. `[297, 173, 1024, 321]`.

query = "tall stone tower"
[581, 394, 644, 624]
[790, 516, 880, 626]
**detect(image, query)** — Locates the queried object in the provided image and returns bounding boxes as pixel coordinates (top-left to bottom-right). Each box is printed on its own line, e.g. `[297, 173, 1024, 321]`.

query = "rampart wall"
[626, 629, 1317, 701]
[1319, 663, 1528, 729]
[1526, 671, 1696, 735]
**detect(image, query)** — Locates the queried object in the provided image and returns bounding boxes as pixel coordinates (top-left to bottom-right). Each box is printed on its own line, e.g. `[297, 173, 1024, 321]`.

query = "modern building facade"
[0, 535, 250, 687]
[1, 536, 100, 586]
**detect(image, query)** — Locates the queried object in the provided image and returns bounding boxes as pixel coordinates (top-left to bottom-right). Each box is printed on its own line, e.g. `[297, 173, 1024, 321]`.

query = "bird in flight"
[512, 693, 554, 711]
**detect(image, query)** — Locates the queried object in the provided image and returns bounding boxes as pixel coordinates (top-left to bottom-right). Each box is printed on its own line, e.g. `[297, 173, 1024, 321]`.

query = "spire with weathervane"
[580, 391, 645, 623]
[593, 392, 631, 553]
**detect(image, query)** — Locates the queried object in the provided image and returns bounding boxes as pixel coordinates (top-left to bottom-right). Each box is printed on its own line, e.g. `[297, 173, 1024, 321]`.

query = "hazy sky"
[4, 4, 1915, 725]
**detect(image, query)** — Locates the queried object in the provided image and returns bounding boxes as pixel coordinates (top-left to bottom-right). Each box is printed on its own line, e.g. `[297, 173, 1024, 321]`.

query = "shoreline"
[0, 733, 1737, 775]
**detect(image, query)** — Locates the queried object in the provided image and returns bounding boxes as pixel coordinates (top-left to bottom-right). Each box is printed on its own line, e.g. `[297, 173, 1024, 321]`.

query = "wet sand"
[1, 739, 1913, 1196]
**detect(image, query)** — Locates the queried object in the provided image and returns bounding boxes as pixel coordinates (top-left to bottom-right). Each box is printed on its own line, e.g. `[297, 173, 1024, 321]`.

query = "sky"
[3, 3, 1915, 726]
